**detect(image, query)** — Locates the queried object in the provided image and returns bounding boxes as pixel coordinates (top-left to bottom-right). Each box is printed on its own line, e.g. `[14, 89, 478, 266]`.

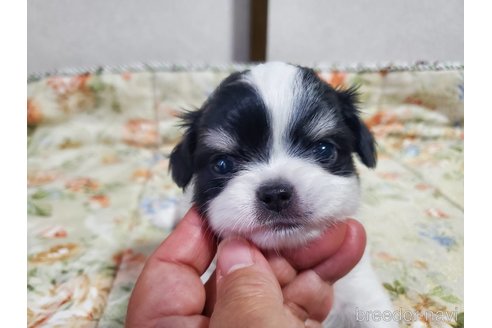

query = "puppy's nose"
[256, 182, 294, 212]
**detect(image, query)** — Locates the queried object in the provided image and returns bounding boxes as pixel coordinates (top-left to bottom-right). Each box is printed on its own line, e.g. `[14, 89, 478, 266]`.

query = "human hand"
[125, 208, 366, 327]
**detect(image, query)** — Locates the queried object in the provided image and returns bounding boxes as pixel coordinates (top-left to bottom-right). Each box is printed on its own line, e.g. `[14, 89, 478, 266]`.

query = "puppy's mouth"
[245, 219, 326, 249]
[255, 204, 309, 232]
[268, 222, 303, 231]
[241, 220, 306, 235]
[252, 217, 322, 234]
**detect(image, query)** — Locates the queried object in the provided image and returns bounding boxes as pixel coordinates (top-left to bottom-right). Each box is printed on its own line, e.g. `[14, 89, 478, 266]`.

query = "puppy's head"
[170, 62, 376, 249]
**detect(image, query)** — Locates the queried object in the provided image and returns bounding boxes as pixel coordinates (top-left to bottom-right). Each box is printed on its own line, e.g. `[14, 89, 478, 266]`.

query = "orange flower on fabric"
[327, 71, 347, 88]
[47, 73, 91, 95]
[317, 71, 347, 88]
[364, 111, 399, 129]
[65, 178, 100, 192]
[132, 169, 152, 182]
[28, 171, 58, 187]
[27, 99, 43, 125]
[39, 226, 68, 239]
[89, 194, 110, 209]
[29, 243, 80, 264]
[425, 208, 449, 219]
[122, 72, 132, 81]
[123, 119, 159, 147]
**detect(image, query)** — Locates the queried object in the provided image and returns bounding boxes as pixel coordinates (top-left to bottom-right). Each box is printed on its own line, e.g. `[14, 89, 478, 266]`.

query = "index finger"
[126, 208, 217, 324]
[150, 207, 217, 275]
[282, 220, 348, 270]
[282, 219, 366, 283]
[313, 219, 366, 283]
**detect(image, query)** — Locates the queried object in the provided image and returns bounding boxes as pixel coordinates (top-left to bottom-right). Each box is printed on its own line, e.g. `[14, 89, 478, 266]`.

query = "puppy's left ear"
[337, 88, 377, 168]
[169, 110, 202, 188]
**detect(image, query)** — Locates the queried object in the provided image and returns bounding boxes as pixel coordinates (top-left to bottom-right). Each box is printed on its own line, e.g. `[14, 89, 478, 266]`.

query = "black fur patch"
[169, 71, 271, 213]
[286, 68, 369, 177]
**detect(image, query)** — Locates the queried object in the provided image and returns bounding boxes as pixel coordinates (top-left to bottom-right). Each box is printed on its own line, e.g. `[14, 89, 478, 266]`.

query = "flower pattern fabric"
[27, 65, 463, 327]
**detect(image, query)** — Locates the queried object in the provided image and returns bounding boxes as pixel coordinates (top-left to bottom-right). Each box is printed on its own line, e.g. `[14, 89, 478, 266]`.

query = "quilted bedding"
[27, 63, 464, 327]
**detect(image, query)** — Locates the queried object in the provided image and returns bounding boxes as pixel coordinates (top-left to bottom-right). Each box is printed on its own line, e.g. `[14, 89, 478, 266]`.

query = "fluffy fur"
[168, 62, 396, 327]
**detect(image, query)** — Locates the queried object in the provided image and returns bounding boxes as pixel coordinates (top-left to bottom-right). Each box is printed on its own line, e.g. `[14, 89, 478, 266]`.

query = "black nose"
[256, 182, 294, 212]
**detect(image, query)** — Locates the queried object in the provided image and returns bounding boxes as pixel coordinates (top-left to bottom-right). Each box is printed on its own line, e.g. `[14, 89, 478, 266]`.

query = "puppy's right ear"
[169, 110, 201, 188]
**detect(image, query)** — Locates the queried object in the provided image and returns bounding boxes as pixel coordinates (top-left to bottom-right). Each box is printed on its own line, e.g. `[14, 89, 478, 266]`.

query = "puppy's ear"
[337, 87, 377, 168]
[169, 110, 202, 188]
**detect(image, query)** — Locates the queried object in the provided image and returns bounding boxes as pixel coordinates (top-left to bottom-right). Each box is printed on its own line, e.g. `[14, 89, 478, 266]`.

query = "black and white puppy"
[169, 62, 396, 327]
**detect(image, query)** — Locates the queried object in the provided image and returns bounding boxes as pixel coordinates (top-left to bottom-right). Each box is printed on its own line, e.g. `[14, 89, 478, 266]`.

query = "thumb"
[210, 238, 289, 328]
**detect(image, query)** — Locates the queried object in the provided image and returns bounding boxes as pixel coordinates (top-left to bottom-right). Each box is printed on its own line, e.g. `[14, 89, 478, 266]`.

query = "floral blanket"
[27, 64, 464, 328]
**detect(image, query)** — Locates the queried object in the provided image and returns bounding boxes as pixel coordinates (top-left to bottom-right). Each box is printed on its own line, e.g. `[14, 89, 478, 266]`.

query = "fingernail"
[217, 238, 254, 278]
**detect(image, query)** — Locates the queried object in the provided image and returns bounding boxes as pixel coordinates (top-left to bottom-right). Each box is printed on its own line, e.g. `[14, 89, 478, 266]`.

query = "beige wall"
[28, 0, 250, 74]
[268, 0, 463, 65]
[28, 0, 463, 74]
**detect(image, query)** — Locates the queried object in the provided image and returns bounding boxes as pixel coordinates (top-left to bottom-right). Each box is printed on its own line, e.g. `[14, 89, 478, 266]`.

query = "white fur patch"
[206, 155, 360, 249]
[304, 109, 337, 140]
[247, 62, 338, 151]
[202, 128, 237, 152]
[326, 251, 398, 327]
[246, 62, 299, 155]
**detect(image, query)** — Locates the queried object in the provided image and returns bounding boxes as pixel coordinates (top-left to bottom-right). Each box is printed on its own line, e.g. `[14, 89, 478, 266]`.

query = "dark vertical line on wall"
[250, 0, 268, 62]
[232, 0, 251, 62]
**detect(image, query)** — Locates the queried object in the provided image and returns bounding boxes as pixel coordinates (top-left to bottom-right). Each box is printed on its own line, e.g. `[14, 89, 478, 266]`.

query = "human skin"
[126, 208, 366, 328]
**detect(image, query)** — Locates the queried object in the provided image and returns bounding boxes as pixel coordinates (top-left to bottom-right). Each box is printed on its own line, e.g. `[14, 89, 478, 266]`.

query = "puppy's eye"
[212, 156, 234, 174]
[312, 141, 336, 160]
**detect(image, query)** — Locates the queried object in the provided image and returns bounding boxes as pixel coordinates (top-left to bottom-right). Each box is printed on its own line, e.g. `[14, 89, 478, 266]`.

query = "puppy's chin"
[248, 225, 324, 249]
[217, 219, 340, 250]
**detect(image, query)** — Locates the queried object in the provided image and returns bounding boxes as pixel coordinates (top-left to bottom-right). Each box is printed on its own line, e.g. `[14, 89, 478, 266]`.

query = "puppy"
[169, 62, 396, 327]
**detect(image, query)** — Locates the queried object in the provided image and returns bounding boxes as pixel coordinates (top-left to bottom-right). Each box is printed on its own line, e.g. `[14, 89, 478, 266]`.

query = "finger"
[205, 247, 299, 316]
[203, 270, 217, 317]
[265, 252, 298, 287]
[153, 315, 209, 328]
[211, 238, 290, 328]
[313, 219, 366, 283]
[126, 208, 216, 324]
[151, 207, 216, 275]
[214, 238, 278, 284]
[282, 221, 348, 270]
[305, 319, 323, 328]
[282, 270, 333, 322]
[204, 253, 298, 316]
